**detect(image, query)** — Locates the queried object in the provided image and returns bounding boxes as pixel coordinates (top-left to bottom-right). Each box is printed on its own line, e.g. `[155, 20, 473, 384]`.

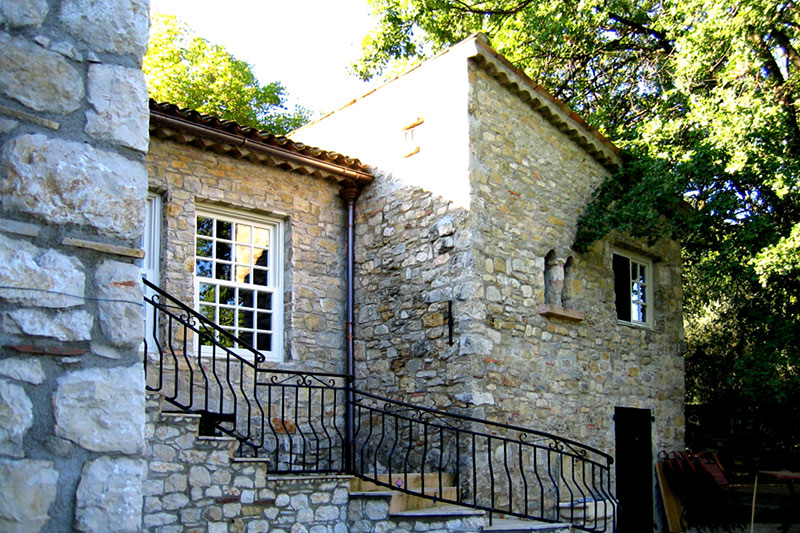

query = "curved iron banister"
[352, 388, 613, 464]
[143, 279, 348, 469]
[144, 278, 265, 366]
[143, 280, 616, 530]
[351, 390, 617, 532]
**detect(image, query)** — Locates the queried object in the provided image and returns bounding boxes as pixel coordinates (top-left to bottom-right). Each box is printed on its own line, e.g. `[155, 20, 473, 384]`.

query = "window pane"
[197, 216, 213, 236]
[216, 242, 232, 261]
[256, 334, 272, 351]
[199, 305, 215, 322]
[252, 268, 268, 286]
[252, 248, 268, 268]
[236, 245, 251, 266]
[218, 307, 234, 327]
[257, 312, 272, 331]
[217, 331, 234, 348]
[235, 223, 251, 243]
[235, 266, 251, 284]
[199, 330, 214, 346]
[217, 220, 232, 240]
[253, 227, 269, 248]
[196, 260, 212, 278]
[238, 289, 253, 308]
[218, 286, 235, 306]
[196, 238, 213, 258]
[214, 263, 231, 281]
[238, 310, 254, 328]
[257, 292, 272, 311]
[199, 283, 215, 303]
[238, 331, 253, 348]
[612, 254, 631, 322]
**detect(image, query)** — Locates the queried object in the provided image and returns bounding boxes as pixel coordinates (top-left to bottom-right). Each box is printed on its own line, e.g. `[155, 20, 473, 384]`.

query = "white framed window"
[612, 250, 652, 327]
[195, 205, 284, 361]
[142, 192, 162, 353]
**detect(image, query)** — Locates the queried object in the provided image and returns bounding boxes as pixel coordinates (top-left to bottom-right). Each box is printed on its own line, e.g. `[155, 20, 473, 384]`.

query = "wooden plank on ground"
[657, 462, 684, 533]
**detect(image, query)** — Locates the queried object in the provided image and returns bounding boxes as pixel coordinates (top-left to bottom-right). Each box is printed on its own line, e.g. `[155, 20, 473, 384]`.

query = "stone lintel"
[62, 237, 145, 259]
[0, 104, 59, 130]
[0, 217, 41, 237]
[538, 304, 585, 322]
[5, 344, 88, 357]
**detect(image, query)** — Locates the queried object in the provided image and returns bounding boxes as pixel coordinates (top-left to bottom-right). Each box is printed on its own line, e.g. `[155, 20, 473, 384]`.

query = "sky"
[150, 0, 381, 117]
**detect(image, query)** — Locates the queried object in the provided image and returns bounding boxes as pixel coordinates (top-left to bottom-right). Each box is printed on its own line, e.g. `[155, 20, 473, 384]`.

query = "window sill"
[616, 319, 654, 331]
[538, 304, 585, 322]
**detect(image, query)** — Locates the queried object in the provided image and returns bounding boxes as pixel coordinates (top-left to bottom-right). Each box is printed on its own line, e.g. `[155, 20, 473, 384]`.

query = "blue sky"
[150, 0, 380, 117]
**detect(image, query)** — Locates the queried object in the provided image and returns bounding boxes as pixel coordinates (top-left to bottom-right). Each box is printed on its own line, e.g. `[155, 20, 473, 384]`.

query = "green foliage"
[358, 0, 800, 409]
[144, 13, 309, 135]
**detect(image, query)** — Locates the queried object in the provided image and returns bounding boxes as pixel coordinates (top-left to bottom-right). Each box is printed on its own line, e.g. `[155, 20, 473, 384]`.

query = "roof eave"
[149, 102, 373, 186]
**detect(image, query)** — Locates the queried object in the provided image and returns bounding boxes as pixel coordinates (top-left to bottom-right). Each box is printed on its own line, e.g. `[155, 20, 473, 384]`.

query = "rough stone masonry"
[0, 0, 150, 530]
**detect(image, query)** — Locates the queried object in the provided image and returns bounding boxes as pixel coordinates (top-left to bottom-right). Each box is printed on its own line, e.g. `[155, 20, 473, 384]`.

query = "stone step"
[482, 517, 571, 532]
[351, 472, 456, 492]
[389, 485, 459, 513]
[390, 504, 485, 519]
[350, 473, 460, 514]
[557, 498, 615, 520]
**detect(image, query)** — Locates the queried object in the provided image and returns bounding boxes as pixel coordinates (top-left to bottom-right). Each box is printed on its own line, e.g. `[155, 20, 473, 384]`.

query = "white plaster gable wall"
[294, 40, 474, 209]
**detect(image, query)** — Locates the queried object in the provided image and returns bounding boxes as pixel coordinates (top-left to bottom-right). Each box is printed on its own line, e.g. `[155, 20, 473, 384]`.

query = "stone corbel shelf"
[538, 304, 585, 322]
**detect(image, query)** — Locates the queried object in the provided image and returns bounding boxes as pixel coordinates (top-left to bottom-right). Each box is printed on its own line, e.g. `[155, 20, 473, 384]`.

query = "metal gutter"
[340, 186, 360, 474]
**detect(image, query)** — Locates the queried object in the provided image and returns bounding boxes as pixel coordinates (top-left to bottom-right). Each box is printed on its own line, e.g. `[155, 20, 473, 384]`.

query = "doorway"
[615, 406, 654, 532]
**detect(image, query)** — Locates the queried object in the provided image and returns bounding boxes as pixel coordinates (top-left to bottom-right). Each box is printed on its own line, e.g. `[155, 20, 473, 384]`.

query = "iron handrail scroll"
[142, 279, 617, 531]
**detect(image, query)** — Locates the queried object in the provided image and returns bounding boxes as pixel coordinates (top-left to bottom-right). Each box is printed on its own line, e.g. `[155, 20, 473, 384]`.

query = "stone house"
[0, 0, 683, 526]
[296, 34, 685, 456]
[138, 34, 684, 531]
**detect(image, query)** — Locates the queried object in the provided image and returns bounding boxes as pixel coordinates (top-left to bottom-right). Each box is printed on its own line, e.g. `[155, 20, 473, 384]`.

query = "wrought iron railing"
[352, 390, 616, 532]
[143, 279, 616, 530]
[143, 279, 348, 471]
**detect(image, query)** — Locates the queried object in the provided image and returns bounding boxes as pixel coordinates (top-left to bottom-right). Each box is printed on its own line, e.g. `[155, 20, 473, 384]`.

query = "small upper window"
[612, 250, 652, 327]
[402, 117, 423, 158]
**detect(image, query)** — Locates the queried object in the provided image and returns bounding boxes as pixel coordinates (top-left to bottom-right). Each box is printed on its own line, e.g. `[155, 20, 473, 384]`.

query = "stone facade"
[0, 0, 149, 530]
[0, 2, 685, 526]
[146, 137, 352, 372]
[297, 34, 685, 462]
[465, 61, 685, 453]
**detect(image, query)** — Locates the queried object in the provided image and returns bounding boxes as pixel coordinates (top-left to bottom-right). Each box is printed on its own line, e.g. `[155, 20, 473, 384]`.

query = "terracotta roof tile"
[149, 100, 372, 185]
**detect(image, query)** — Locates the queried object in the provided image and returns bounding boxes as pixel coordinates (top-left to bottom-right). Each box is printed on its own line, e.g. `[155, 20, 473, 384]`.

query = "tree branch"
[771, 28, 800, 74]
[607, 12, 674, 54]
[749, 33, 800, 154]
[448, 0, 535, 16]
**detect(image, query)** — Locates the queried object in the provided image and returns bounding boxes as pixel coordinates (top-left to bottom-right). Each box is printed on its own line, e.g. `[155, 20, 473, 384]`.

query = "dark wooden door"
[615, 406, 654, 532]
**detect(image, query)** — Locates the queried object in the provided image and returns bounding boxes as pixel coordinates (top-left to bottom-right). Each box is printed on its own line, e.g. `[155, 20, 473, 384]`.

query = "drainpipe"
[340, 186, 360, 475]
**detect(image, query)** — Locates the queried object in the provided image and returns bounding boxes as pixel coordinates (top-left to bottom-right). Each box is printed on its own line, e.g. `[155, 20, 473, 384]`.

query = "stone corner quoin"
[53, 365, 146, 455]
[0, 0, 152, 530]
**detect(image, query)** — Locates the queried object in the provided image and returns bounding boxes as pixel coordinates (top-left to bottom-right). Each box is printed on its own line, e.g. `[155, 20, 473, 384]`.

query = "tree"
[144, 13, 309, 135]
[355, 0, 800, 410]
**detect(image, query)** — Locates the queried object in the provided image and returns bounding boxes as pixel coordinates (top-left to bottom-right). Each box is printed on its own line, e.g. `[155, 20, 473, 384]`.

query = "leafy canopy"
[356, 0, 800, 408]
[144, 13, 309, 135]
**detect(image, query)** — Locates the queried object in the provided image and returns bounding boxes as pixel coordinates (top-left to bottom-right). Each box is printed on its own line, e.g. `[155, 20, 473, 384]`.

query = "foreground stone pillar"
[0, 0, 150, 530]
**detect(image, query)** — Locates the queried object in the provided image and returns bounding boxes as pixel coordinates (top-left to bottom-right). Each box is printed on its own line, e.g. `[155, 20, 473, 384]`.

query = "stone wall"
[0, 0, 150, 531]
[146, 138, 348, 372]
[353, 171, 478, 410]
[466, 62, 685, 454]
[145, 394, 350, 533]
[351, 58, 684, 461]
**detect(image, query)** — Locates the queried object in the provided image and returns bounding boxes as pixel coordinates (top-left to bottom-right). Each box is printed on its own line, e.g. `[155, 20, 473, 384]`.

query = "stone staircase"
[348, 474, 572, 532]
[144, 392, 573, 532]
